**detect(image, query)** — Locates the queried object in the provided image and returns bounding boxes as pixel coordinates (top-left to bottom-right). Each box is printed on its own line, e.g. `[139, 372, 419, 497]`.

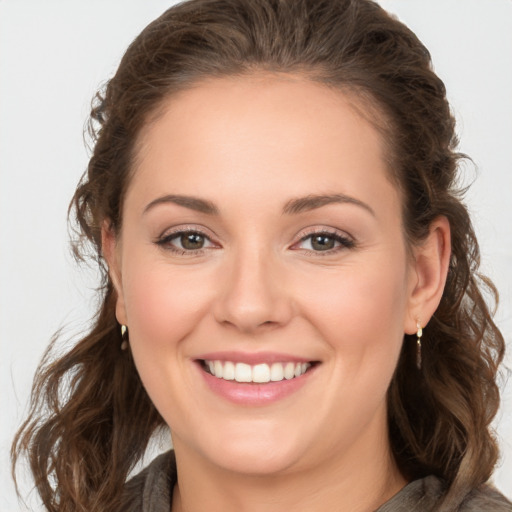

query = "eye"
[294, 230, 355, 253]
[156, 229, 216, 254]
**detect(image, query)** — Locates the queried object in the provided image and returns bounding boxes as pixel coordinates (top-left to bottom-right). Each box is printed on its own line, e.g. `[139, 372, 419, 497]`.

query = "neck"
[171, 422, 407, 512]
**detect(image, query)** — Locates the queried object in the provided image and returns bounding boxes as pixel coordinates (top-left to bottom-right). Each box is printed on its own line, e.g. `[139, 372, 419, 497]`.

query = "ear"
[101, 221, 128, 326]
[405, 216, 451, 334]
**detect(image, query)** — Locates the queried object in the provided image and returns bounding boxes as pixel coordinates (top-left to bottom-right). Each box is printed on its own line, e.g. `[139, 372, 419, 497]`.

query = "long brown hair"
[13, 1, 506, 510]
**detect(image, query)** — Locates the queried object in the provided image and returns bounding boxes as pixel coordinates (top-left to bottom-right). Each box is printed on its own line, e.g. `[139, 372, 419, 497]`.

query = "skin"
[103, 74, 451, 512]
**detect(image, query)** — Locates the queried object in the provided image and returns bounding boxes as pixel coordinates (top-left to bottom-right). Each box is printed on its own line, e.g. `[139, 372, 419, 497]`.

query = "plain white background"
[1, 1, 511, 509]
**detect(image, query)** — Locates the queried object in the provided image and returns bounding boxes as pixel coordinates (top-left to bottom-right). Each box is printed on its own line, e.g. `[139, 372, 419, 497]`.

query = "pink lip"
[194, 359, 318, 406]
[195, 351, 313, 365]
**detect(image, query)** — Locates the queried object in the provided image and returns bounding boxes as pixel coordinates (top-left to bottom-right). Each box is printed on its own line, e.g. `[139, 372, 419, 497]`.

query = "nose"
[213, 247, 294, 334]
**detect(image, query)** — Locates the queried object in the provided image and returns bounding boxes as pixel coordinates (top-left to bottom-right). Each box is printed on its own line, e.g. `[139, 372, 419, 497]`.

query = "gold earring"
[416, 322, 423, 370]
[120, 324, 128, 350]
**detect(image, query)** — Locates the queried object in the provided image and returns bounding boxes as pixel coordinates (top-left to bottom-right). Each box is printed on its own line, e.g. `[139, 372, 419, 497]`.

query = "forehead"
[129, 74, 399, 217]
[137, 73, 387, 154]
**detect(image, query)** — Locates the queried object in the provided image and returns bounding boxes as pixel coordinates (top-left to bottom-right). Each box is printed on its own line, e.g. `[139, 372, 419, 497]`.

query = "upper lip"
[194, 351, 316, 365]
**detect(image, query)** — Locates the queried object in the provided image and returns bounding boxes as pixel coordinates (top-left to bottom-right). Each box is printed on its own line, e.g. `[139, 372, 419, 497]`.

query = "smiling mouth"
[200, 360, 316, 383]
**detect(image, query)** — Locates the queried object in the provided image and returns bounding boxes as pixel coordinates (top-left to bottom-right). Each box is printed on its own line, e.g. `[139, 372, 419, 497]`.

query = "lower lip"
[196, 362, 316, 406]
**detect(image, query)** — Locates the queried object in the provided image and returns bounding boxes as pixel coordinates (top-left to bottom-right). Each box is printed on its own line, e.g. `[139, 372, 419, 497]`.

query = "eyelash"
[294, 229, 355, 256]
[155, 228, 355, 256]
[155, 227, 216, 256]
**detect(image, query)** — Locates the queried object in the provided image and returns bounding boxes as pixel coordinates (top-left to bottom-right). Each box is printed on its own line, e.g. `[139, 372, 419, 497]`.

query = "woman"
[12, 0, 511, 510]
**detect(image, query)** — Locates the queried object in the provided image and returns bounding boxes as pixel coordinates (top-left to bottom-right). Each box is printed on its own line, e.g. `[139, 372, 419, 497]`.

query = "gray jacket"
[120, 451, 512, 511]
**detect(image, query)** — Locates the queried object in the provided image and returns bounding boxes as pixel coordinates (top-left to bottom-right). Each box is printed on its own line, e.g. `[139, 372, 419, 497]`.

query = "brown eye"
[156, 229, 215, 253]
[310, 234, 336, 251]
[180, 232, 205, 250]
[295, 231, 355, 254]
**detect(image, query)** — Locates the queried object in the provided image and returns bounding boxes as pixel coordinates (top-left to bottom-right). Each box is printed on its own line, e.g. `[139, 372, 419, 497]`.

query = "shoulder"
[378, 476, 511, 512]
[458, 483, 512, 511]
[421, 475, 512, 511]
[421, 476, 512, 512]
[118, 451, 177, 512]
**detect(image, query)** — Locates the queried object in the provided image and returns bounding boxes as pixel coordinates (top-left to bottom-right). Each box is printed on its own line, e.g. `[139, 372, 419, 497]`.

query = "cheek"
[121, 258, 213, 351]
[300, 258, 409, 365]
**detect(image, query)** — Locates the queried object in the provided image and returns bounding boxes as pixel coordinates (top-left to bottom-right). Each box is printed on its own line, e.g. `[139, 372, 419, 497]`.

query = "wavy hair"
[13, 0, 506, 510]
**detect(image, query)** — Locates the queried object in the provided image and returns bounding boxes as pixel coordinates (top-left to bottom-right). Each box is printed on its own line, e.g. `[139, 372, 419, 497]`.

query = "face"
[109, 74, 420, 476]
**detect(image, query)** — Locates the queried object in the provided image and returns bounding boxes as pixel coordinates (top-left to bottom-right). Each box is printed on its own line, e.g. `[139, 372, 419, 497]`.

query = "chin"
[207, 442, 302, 476]
[179, 419, 308, 476]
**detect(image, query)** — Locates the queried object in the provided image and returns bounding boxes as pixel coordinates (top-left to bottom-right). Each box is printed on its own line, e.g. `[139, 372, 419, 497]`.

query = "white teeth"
[223, 361, 235, 380]
[284, 362, 295, 380]
[270, 362, 284, 381]
[214, 360, 223, 379]
[205, 360, 312, 383]
[235, 362, 252, 383]
[252, 363, 271, 383]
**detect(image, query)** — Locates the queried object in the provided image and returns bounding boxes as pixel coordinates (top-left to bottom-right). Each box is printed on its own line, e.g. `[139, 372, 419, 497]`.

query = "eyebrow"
[143, 194, 219, 215]
[143, 192, 375, 217]
[283, 193, 375, 217]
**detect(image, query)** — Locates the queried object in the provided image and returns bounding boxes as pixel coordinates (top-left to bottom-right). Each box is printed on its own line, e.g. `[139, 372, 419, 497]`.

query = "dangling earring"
[416, 322, 423, 370]
[120, 324, 129, 350]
